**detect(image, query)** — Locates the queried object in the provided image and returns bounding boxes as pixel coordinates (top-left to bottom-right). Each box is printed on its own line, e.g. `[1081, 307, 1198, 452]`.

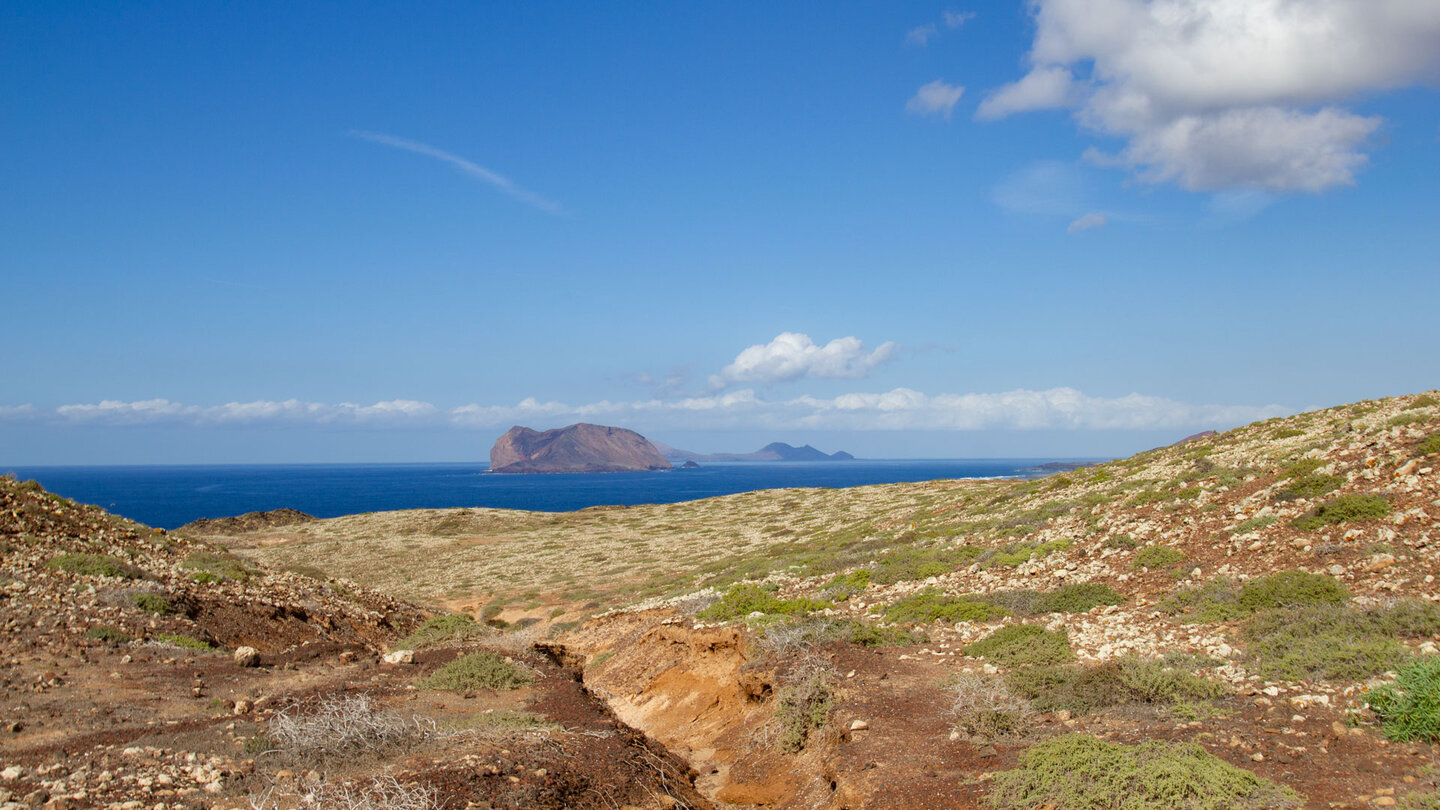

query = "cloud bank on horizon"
[3, 388, 1287, 434]
[971, 0, 1440, 193]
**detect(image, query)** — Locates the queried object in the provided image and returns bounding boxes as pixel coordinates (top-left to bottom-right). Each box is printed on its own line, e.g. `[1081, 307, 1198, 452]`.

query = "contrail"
[348, 130, 563, 215]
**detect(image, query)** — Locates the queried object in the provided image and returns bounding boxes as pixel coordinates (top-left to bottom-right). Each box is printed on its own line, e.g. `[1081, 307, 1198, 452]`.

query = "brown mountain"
[489, 423, 673, 474]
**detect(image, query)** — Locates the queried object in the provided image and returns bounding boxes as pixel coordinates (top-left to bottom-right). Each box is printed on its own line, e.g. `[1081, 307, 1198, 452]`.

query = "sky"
[3, 1, 1439, 464]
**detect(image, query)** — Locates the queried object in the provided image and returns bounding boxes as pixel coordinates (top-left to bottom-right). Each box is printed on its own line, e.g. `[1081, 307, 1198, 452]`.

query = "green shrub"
[131, 592, 173, 615]
[156, 633, 212, 650]
[1107, 534, 1138, 549]
[181, 551, 257, 583]
[1274, 474, 1343, 501]
[1390, 413, 1428, 428]
[950, 672, 1032, 740]
[1371, 598, 1440, 638]
[87, 625, 131, 644]
[986, 583, 1124, 616]
[1133, 546, 1185, 570]
[870, 545, 981, 584]
[1238, 570, 1348, 611]
[1242, 605, 1407, 681]
[981, 539, 1071, 568]
[1408, 395, 1439, 410]
[1418, 434, 1440, 457]
[1007, 656, 1224, 715]
[987, 734, 1299, 810]
[846, 623, 927, 647]
[1230, 515, 1278, 533]
[1292, 494, 1391, 531]
[46, 553, 144, 579]
[964, 624, 1072, 668]
[395, 613, 489, 650]
[1369, 657, 1440, 743]
[774, 667, 834, 753]
[1160, 579, 1246, 623]
[821, 569, 870, 600]
[1272, 428, 1305, 439]
[419, 652, 533, 692]
[698, 583, 830, 621]
[882, 588, 1007, 624]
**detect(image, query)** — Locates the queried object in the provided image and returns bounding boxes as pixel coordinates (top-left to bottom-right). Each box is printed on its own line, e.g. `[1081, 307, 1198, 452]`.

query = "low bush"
[1230, 515, 1278, 533]
[882, 588, 1007, 624]
[964, 624, 1072, 668]
[1161, 571, 1348, 623]
[394, 613, 489, 650]
[156, 633, 212, 650]
[698, 583, 830, 621]
[1369, 657, 1440, 743]
[1272, 428, 1305, 439]
[985, 583, 1124, 616]
[821, 569, 870, 600]
[1292, 494, 1391, 531]
[1418, 434, 1440, 457]
[182, 550, 257, 583]
[845, 622, 927, 647]
[1133, 545, 1185, 570]
[950, 672, 1032, 740]
[1006, 655, 1224, 715]
[1106, 534, 1139, 549]
[87, 625, 131, 644]
[1274, 473, 1343, 501]
[773, 665, 834, 753]
[267, 694, 434, 756]
[986, 734, 1299, 810]
[1242, 604, 1407, 681]
[1390, 413, 1428, 428]
[869, 545, 981, 584]
[131, 592, 173, 615]
[419, 652, 533, 692]
[46, 553, 144, 580]
[981, 539, 1071, 568]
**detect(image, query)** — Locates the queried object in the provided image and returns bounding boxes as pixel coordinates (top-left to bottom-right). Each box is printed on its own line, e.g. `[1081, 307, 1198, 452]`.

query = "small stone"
[338, 651, 357, 664]
[1250, 753, 1264, 762]
[1329, 564, 1346, 576]
[383, 650, 414, 665]
[849, 720, 869, 732]
[0, 767, 21, 782]
[1374, 798, 1397, 807]
[232, 647, 260, 668]
[233, 699, 252, 715]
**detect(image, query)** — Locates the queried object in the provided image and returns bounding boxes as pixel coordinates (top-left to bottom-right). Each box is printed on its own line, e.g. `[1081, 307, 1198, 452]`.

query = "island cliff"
[489, 423, 673, 474]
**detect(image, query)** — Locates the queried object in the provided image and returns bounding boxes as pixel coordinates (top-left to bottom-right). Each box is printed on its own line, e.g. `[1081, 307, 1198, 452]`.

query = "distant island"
[490, 423, 672, 474]
[653, 441, 855, 463]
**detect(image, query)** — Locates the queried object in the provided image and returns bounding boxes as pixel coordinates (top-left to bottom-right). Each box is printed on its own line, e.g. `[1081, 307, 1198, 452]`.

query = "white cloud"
[976, 66, 1078, 120]
[1067, 211, 1108, 232]
[906, 80, 966, 118]
[943, 10, 976, 28]
[5, 388, 1288, 433]
[348, 130, 562, 214]
[982, 0, 1440, 193]
[993, 160, 1089, 216]
[906, 24, 939, 46]
[709, 333, 899, 389]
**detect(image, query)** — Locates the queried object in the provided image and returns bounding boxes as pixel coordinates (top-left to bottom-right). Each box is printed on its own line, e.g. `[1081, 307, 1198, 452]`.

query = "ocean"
[7, 459, 1086, 530]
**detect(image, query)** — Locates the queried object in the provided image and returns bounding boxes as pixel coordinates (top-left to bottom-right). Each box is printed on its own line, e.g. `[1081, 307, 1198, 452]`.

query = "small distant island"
[489, 423, 672, 474]
[654, 441, 855, 463]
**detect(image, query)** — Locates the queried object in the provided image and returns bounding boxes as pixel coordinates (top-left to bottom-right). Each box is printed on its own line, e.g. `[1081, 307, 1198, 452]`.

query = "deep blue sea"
[7, 460, 1084, 530]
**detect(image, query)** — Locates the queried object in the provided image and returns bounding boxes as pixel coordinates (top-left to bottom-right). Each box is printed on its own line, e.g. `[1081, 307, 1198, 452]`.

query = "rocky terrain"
[194, 390, 1440, 809]
[0, 477, 711, 809]
[489, 423, 672, 474]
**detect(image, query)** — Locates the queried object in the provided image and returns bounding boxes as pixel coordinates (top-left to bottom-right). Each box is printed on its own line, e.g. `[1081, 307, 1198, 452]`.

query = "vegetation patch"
[950, 672, 1032, 740]
[86, 625, 131, 644]
[1418, 434, 1440, 457]
[182, 550, 258, 583]
[1241, 604, 1410, 681]
[1230, 515, 1278, 533]
[46, 553, 144, 580]
[1162, 571, 1349, 624]
[156, 633, 212, 650]
[1292, 494, 1391, 531]
[1133, 545, 1186, 570]
[846, 622, 927, 647]
[1272, 428, 1306, 439]
[131, 592, 173, 615]
[1407, 395, 1439, 410]
[394, 613, 490, 650]
[820, 569, 870, 600]
[882, 588, 1007, 624]
[1006, 655, 1225, 716]
[980, 539, 1071, 568]
[987, 733, 1299, 810]
[984, 583, 1124, 616]
[773, 665, 834, 753]
[418, 652, 534, 692]
[870, 545, 981, 584]
[964, 624, 1072, 668]
[1369, 656, 1440, 743]
[698, 583, 830, 621]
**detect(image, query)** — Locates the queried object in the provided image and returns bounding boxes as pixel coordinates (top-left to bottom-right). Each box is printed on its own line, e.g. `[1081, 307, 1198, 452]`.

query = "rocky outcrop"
[177, 507, 315, 534]
[489, 423, 672, 474]
[656, 441, 855, 463]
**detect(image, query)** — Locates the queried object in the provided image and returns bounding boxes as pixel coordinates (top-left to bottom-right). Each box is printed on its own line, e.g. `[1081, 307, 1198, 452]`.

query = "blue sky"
[3, 1, 1438, 464]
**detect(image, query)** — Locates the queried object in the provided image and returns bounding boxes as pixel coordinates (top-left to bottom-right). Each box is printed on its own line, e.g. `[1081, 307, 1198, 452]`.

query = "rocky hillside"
[0, 476, 712, 809]
[211, 389, 1440, 808]
[490, 423, 672, 473]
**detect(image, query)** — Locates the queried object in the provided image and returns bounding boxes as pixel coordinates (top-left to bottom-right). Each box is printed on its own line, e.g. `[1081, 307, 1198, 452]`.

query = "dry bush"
[950, 672, 1033, 740]
[249, 774, 437, 810]
[266, 694, 435, 757]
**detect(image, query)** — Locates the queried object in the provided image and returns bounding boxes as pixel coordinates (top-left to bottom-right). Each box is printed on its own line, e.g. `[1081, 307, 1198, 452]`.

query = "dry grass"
[248, 774, 437, 810]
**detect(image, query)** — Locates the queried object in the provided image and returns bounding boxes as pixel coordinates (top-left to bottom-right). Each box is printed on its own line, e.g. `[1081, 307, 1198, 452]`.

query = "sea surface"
[8, 459, 1086, 530]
